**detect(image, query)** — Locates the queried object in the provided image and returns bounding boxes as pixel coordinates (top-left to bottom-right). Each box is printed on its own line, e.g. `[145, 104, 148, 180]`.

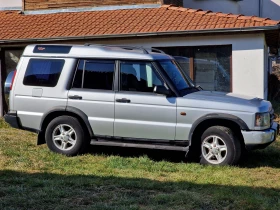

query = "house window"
[157, 45, 232, 92]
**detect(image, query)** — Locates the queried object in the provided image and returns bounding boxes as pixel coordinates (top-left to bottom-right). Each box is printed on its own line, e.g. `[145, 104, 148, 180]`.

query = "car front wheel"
[200, 126, 241, 166]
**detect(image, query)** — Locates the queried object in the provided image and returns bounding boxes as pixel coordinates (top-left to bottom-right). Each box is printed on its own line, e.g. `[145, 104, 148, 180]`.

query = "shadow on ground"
[0, 170, 279, 210]
[87, 143, 280, 168]
[88, 145, 187, 163]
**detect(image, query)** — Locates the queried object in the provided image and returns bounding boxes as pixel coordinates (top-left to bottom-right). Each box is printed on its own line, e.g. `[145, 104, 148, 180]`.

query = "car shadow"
[87, 145, 187, 163]
[0, 170, 280, 209]
[238, 148, 280, 168]
[87, 144, 280, 168]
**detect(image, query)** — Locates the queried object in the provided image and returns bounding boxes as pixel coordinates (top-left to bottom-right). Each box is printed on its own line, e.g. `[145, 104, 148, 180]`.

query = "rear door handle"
[116, 98, 131, 103]
[68, 95, 82, 100]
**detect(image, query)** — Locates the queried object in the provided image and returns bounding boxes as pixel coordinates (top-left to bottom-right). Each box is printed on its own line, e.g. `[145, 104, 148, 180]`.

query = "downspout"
[259, 0, 263, 17]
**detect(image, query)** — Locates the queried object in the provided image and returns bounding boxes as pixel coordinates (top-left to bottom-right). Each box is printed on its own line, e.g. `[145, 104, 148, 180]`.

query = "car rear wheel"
[200, 126, 241, 166]
[45, 116, 88, 156]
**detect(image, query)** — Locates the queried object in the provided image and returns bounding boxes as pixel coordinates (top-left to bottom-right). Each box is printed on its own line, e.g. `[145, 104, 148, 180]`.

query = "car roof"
[22, 44, 173, 60]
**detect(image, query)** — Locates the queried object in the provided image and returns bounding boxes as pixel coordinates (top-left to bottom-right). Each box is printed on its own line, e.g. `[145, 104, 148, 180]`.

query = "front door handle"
[116, 98, 131, 103]
[69, 95, 82, 100]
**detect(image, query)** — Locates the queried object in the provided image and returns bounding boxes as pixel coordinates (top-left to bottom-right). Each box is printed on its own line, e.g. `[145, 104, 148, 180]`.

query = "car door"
[67, 59, 115, 136]
[114, 60, 177, 140]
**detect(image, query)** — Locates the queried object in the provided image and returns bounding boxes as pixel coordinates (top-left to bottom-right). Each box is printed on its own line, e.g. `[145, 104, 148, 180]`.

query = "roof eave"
[0, 25, 279, 44]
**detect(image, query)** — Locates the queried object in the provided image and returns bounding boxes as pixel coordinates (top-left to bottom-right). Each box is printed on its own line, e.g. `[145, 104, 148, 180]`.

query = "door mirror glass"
[153, 85, 171, 96]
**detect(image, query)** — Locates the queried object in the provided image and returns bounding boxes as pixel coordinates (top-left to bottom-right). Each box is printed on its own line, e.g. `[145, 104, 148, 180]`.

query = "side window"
[23, 59, 65, 87]
[120, 61, 164, 93]
[73, 60, 115, 90]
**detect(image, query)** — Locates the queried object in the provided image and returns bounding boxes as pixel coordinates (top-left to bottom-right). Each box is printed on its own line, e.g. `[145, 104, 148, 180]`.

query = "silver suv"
[4, 44, 279, 166]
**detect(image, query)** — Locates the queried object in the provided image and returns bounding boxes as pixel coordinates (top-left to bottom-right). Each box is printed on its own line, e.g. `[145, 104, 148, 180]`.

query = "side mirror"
[153, 85, 171, 96]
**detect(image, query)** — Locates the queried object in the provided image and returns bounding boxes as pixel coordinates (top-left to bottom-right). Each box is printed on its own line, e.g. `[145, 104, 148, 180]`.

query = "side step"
[90, 140, 189, 152]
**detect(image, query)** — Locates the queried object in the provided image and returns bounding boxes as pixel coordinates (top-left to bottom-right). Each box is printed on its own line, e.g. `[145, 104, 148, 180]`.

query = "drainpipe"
[259, 0, 263, 17]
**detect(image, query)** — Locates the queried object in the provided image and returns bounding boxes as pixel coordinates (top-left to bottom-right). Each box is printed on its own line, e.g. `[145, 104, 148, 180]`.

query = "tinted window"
[23, 59, 64, 87]
[73, 60, 115, 90]
[33, 45, 72, 54]
[120, 61, 164, 93]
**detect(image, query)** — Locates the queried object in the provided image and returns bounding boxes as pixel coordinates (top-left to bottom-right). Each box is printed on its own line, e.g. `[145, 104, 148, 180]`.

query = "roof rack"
[150, 48, 165, 54]
[84, 43, 165, 55]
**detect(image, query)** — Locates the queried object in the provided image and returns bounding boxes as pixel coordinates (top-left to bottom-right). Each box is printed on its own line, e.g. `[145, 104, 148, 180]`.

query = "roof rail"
[84, 43, 165, 55]
[150, 48, 165, 54]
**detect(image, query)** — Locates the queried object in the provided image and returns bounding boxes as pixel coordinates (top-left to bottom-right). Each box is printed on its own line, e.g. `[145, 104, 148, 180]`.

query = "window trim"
[71, 59, 82, 89]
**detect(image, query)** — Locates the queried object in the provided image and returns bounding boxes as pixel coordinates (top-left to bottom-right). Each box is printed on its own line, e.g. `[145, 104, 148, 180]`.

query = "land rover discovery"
[4, 44, 279, 166]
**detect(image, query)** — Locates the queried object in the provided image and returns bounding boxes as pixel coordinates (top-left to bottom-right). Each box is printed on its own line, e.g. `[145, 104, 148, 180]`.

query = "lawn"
[0, 118, 280, 209]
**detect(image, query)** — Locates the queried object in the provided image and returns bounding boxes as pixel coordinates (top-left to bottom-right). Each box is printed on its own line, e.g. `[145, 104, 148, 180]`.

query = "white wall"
[0, 0, 21, 8]
[79, 33, 267, 98]
[184, 0, 280, 20]
[262, 0, 280, 20]
[184, 0, 240, 14]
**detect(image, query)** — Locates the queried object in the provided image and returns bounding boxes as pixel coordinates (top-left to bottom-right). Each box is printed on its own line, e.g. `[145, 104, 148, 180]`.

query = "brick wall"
[23, 0, 183, 11]
[23, 0, 162, 11]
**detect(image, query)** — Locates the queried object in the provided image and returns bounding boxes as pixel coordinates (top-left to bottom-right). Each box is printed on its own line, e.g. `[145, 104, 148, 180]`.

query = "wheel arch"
[189, 113, 248, 148]
[37, 106, 94, 145]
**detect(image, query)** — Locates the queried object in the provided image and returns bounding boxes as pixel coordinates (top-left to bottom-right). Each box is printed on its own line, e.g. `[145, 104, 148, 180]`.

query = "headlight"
[255, 112, 270, 129]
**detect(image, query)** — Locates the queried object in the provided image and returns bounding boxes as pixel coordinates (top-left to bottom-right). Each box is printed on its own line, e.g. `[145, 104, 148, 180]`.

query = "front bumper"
[242, 122, 279, 150]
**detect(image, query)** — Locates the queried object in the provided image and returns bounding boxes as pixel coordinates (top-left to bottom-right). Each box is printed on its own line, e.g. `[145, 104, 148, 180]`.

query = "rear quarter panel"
[12, 57, 76, 130]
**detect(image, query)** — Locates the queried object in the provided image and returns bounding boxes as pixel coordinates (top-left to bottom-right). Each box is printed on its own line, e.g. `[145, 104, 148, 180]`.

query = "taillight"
[10, 70, 17, 90]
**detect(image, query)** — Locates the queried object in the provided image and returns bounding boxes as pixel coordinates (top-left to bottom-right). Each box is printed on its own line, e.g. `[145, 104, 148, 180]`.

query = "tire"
[200, 126, 241, 166]
[45, 116, 88, 156]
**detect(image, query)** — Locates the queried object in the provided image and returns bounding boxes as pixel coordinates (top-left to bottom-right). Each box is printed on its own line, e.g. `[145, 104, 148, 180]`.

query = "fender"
[39, 106, 94, 137]
[66, 106, 94, 137]
[188, 113, 249, 142]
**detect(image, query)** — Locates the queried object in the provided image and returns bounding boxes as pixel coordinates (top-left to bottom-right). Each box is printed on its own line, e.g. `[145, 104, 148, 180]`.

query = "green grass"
[1, 118, 280, 209]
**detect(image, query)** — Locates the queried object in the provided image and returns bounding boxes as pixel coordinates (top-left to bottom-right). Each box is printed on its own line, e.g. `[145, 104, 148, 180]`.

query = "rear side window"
[33, 45, 72, 54]
[23, 59, 65, 87]
[73, 59, 115, 90]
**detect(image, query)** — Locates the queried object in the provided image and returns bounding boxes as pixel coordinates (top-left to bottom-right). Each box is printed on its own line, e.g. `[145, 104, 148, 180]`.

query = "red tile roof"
[0, 5, 279, 42]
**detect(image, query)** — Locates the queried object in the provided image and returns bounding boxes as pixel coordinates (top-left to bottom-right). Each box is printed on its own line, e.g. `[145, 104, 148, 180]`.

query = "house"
[184, 0, 280, 21]
[184, 0, 280, 73]
[0, 0, 279, 116]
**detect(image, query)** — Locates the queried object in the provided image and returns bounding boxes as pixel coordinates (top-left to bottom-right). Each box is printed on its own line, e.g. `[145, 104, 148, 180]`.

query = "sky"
[0, 0, 21, 8]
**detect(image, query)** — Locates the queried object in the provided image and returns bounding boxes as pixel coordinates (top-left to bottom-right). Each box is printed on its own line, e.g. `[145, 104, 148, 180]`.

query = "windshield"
[158, 60, 194, 91]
